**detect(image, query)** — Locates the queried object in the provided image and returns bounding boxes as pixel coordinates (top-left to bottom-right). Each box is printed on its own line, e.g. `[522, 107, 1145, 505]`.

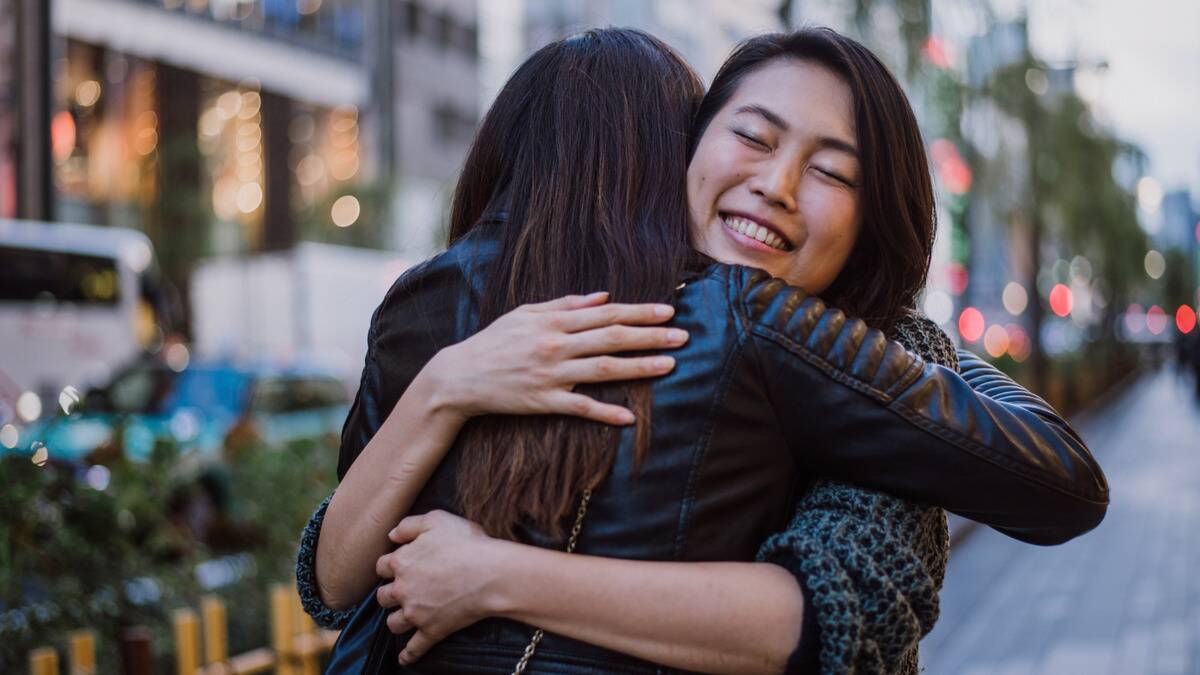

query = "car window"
[250, 377, 348, 414]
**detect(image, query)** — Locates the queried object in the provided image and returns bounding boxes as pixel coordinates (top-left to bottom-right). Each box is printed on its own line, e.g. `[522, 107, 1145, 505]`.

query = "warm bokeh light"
[1006, 324, 1031, 363]
[983, 324, 1009, 358]
[1002, 282, 1028, 316]
[331, 195, 361, 228]
[931, 139, 972, 195]
[75, 79, 102, 107]
[1146, 305, 1167, 335]
[958, 307, 985, 343]
[1144, 250, 1166, 279]
[51, 111, 77, 161]
[1049, 284, 1073, 317]
[1177, 305, 1197, 334]
[947, 262, 969, 296]
[923, 36, 952, 68]
[1136, 176, 1163, 213]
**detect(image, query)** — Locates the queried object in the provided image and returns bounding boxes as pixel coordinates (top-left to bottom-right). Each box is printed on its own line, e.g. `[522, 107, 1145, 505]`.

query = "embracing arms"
[314, 293, 686, 611]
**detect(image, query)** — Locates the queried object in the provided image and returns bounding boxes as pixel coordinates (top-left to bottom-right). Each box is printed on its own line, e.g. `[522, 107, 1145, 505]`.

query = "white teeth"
[722, 216, 787, 251]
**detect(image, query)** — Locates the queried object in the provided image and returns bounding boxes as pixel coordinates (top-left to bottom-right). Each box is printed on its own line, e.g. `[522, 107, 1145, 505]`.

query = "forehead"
[725, 59, 855, 139]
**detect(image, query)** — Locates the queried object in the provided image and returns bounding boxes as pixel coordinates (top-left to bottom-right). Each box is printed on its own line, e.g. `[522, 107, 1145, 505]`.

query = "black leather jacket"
[334, 224, 1108, 673]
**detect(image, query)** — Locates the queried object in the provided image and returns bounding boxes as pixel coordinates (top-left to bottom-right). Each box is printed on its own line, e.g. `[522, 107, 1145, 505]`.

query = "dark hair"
[691, 28, 935, 333]
[447, 28, 704, 540]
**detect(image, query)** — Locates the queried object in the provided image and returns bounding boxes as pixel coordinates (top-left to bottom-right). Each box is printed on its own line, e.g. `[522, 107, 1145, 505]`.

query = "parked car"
[13, 354, 350, 464]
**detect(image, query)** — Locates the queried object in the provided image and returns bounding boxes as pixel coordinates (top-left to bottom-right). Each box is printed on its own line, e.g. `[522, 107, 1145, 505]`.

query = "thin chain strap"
[511, 488, 592, 675]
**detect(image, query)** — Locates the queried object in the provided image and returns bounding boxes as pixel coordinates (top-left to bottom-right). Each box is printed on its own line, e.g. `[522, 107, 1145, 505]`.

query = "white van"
[0, 220, 157, 428]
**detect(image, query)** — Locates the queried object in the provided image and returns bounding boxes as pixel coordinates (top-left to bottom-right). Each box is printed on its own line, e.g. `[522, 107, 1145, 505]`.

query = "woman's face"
[687, 59, 861, 293]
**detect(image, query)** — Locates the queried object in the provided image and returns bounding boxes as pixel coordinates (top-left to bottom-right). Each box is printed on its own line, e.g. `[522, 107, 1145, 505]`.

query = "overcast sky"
[1023, 0, 1199, 197]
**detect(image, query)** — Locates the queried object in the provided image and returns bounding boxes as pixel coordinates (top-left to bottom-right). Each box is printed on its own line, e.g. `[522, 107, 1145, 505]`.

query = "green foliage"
[0, 437, 337, 673]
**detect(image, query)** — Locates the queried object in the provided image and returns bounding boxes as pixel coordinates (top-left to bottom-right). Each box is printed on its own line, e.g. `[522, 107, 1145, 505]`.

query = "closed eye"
[815, 167, 856, 188]
[732, 128, 770, 151]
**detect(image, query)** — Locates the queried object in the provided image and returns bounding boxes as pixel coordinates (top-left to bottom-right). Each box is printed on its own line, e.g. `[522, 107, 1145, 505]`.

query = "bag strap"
[511, 488, 593, 674]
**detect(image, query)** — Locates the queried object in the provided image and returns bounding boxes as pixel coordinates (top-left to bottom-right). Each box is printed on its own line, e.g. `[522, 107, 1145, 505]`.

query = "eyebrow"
[734, 103, 859, 157]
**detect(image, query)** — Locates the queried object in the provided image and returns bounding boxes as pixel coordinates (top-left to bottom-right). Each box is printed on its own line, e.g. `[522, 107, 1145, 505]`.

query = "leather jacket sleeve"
[758, 315, 954, 674]
[737, 268, 1108, 545]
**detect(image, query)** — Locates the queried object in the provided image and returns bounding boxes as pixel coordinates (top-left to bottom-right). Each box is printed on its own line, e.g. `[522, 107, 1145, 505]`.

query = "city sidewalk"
[921, 367, 1200, 675]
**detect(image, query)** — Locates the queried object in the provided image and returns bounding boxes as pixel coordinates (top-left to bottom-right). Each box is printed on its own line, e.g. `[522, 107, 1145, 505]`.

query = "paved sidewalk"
[920, 368, 1200, 675]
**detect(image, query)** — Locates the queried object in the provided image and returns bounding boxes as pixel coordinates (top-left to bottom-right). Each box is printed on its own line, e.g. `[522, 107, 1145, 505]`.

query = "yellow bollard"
[201, 596, 228, 665]
[290, 589, 320, 675]
[173, 608, 201, 675]
[270, 585, 297, 675]
[30, 647, 60, 675]
[68, 630, 96, 675]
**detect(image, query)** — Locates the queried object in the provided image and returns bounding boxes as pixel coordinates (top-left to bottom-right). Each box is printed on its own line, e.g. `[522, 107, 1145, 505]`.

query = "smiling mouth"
[720, 213, 792, 251]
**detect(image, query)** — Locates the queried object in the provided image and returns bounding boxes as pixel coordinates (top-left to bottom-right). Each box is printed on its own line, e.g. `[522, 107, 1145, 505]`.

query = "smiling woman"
[688, 59, 861, 300]
[687, 33, 934, 334]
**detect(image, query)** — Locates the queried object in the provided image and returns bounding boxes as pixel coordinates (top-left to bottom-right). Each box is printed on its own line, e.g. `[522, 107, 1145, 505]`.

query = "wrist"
[478, 538, 526, 619]
[418, 348, 474, 423]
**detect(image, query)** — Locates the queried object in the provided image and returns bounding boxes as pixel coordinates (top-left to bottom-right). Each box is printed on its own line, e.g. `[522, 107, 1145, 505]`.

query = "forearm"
[317, 369, 466, 610]
[486, 543, 803, 675]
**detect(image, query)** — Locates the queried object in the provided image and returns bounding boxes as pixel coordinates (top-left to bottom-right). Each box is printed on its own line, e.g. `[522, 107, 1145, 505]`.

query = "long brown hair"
[447, 29, 704, 540]
[691, 28, 936, 333]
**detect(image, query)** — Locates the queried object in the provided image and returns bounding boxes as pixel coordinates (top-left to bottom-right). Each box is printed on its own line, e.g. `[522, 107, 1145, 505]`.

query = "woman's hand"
[374, 511, 507, 665]
[426, 291, 688, 426]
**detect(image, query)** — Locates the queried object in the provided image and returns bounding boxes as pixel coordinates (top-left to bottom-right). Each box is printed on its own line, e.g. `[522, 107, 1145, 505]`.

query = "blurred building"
[481, 0, 781, 100]
[0, 1, 15, 219]
[8, 0, 480, 268]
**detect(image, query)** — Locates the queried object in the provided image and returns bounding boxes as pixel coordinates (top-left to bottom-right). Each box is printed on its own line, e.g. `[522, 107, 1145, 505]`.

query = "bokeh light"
[166, 343, 191, 372]
[31, 442, 49, 467]
[17, 392, 42, 423]
[332, 195, 361, 228]
[984, 324, 1009, 358]
[1143, 250, 1166, 279]
[1002, 282, 1028, 316]
[1146, 305, 1167, 335]
[1137, 176, 1163, 213]
[0, 424, 17, 449]
[1177, 305, 1197, 334]
[1006, 324, 1031, 363]
[1049, 284, 1073, 317]
[59, 386, 81, 415]
[958, 307, 985, 343]
[1125, 304, 1144, 334]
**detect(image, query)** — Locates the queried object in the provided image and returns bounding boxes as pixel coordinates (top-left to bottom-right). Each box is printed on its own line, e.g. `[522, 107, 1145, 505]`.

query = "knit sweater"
[295, 314, 956, 674]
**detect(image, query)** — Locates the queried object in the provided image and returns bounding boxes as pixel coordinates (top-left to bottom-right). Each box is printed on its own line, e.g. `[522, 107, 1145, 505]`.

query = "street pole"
[15, 0, 52, 221]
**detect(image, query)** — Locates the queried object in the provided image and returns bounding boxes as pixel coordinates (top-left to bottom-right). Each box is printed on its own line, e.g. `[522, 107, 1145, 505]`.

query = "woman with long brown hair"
[305, 28, 1106, 673]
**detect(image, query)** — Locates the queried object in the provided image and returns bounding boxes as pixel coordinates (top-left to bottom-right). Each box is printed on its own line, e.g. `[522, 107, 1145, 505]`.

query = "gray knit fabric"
[296, 493, 353, 629]
[295, 312, 957, 672]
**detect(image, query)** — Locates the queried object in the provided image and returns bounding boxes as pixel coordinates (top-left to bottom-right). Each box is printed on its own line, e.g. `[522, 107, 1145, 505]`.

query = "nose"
[749, 157, 799, 213]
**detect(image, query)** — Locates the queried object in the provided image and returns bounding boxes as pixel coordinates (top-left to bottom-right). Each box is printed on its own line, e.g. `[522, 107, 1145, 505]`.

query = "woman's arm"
[374, 316, 957, 672]
[737, 269, 1108, 542]
[313, 293, 688, 610]
[378, 511, 804, 674]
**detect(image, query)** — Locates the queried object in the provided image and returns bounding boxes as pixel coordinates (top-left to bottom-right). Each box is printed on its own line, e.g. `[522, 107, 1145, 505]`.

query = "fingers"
[399, 630, 439, 666]
[376, 552, 395, 579]
[388, 514, 428, 545]
[549, 391, 637, 426]
[559, 355, 676, 385]
[387, 608, 413, 635]
[564, 325, 688, 357]
[524, 292, 609, 313]
[554, 302, 675, 332]
[376, 581, 403, 609]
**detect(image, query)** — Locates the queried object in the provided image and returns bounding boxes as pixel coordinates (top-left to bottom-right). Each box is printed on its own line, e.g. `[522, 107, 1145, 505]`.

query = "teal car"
[16, 358, 350, 464]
